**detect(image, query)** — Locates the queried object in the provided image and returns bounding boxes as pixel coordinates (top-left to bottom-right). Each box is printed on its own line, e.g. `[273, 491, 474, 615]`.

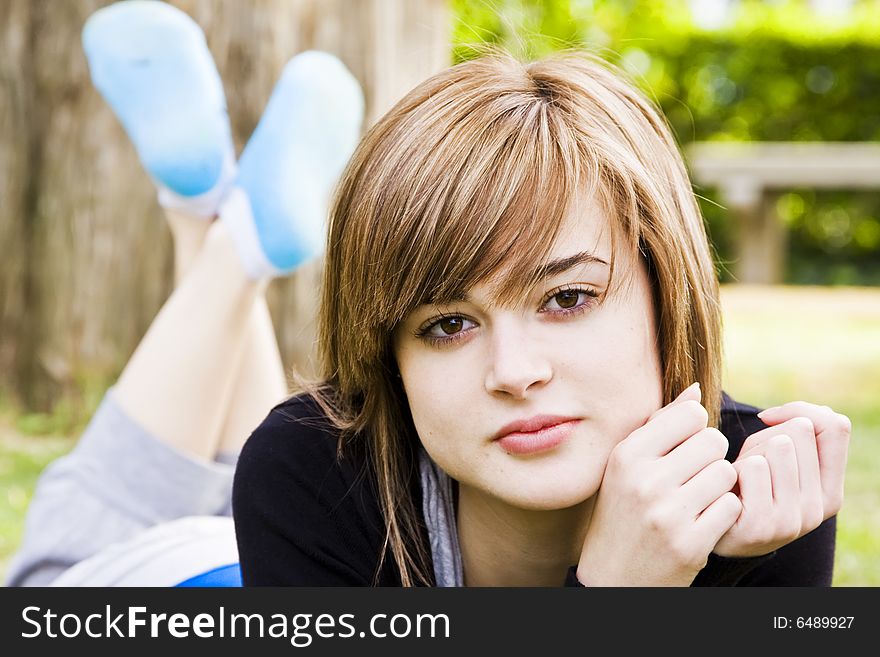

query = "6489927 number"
[796, 616, 854, 629]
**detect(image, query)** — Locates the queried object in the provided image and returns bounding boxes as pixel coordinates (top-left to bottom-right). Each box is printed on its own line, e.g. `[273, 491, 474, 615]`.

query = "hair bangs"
[378, 96, 586, 330]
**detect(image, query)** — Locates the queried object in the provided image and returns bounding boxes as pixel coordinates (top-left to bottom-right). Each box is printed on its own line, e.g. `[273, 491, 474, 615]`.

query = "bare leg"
[215, 298, 287, 457]
[165, 208, 288, 459]
[113, 218, 264, 461]
[167, 210, 211, 287]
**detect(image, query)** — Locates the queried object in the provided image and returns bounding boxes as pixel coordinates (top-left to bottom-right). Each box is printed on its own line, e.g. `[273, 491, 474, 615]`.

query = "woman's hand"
[713, 402, 851, 558]
[575, 383, 742, 586]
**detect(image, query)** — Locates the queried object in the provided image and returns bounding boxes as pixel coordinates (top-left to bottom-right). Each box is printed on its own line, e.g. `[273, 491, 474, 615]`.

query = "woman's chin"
[486, 475, 601, 512]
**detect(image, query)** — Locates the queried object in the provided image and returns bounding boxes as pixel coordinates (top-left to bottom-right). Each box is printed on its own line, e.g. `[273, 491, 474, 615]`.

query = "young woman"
[232, 51, 852, 587]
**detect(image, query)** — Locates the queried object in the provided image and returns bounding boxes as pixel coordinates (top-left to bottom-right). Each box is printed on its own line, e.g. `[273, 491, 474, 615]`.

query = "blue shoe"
[220, 51, 364, 278]
[82, 0, 235, 216]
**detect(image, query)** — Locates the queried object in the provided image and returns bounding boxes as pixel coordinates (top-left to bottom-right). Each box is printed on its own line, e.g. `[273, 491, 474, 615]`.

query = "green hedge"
[452, 0, 880, 284]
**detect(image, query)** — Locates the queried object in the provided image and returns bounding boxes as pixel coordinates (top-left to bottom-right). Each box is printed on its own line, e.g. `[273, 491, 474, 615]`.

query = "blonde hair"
[299, 50, 722, 586]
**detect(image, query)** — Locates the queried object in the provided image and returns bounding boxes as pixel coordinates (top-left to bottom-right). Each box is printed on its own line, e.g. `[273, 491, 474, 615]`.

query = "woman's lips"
[495, 419, 580, 455]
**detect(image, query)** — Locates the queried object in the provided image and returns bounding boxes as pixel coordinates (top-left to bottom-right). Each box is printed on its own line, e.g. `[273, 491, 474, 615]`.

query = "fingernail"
[757, 406, 780, 418]
[676, 382, 700, 401]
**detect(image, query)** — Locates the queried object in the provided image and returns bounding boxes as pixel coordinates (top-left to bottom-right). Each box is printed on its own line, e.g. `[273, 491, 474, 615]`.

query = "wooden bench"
[685, 142, 880, 283]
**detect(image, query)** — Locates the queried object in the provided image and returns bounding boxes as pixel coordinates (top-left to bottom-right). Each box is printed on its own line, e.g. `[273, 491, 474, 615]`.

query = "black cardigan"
[232, 392, 835, 587]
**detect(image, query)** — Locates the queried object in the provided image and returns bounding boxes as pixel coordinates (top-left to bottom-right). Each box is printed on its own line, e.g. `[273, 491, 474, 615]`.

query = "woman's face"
[393, 197, 664, 510]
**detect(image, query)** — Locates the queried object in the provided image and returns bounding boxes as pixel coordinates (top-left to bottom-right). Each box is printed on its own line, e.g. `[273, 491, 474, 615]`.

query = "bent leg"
[114, 219, 262, 461]
[165, 207, 287, 461]
[215, 298, 287, 459]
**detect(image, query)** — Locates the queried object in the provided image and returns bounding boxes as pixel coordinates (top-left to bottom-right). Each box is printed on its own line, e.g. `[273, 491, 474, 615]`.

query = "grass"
[0, 284, 878, 585]
[0, 422, 76, 580]
[720, 285, 880, 586]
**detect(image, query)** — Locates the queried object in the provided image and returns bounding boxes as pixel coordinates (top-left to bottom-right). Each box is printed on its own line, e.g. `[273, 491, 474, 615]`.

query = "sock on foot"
[220, 51, 364, 278]
[82, 0, 236, 218]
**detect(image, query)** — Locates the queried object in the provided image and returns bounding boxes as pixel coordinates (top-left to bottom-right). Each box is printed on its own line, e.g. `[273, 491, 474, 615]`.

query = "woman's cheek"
[405, 361, 458, 434]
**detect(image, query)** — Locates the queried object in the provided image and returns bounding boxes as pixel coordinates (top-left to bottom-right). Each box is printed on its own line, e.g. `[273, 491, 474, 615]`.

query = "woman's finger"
[735, 454, 773, 515]
[624, 399, 709, 459]
[712, 454, 773, 557]
[784, 417, 824, 531]
[661, 427, 729, 487]
[695, 492, 742, 553]
[762, 434, 801, 514]
[758, 402, 851, 516]
[645, 382, 701, 424]
[676, 458, 738, 518]
[738, 418, 821, 513]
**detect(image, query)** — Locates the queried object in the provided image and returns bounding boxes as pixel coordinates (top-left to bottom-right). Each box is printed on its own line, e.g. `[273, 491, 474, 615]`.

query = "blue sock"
[82, 0, 235, 217]
[220, 51, 364, 278]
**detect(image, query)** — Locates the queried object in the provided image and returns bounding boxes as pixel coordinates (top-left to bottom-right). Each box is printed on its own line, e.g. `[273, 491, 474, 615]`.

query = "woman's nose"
[483, 320, 552, 399]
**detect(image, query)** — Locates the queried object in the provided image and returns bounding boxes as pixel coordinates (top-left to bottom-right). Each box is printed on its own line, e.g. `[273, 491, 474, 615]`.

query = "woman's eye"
[543, 287, 597, 313]
[422, 315, 475, 339]
[551, 290, 580, 309]
[436, 316, 465, 335]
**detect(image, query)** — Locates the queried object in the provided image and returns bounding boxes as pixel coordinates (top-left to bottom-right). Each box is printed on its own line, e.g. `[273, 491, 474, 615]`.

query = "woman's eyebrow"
[530, 250, 609, 280]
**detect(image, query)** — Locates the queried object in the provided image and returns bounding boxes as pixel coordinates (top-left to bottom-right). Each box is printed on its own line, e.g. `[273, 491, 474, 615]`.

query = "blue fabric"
[175, 563, 242, 588]
[82, 0, 232, 196]
[235, 51, 364, 272]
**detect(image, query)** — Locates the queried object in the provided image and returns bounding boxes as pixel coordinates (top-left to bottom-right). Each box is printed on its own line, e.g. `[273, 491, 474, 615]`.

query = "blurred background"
[0, 0, 877, 584]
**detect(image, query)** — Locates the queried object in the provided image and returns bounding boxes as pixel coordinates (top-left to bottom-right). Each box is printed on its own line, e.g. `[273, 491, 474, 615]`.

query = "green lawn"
[1, 284, 878, 584]
[720, 285, 880, 586]
[0, 425, 74, 580]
